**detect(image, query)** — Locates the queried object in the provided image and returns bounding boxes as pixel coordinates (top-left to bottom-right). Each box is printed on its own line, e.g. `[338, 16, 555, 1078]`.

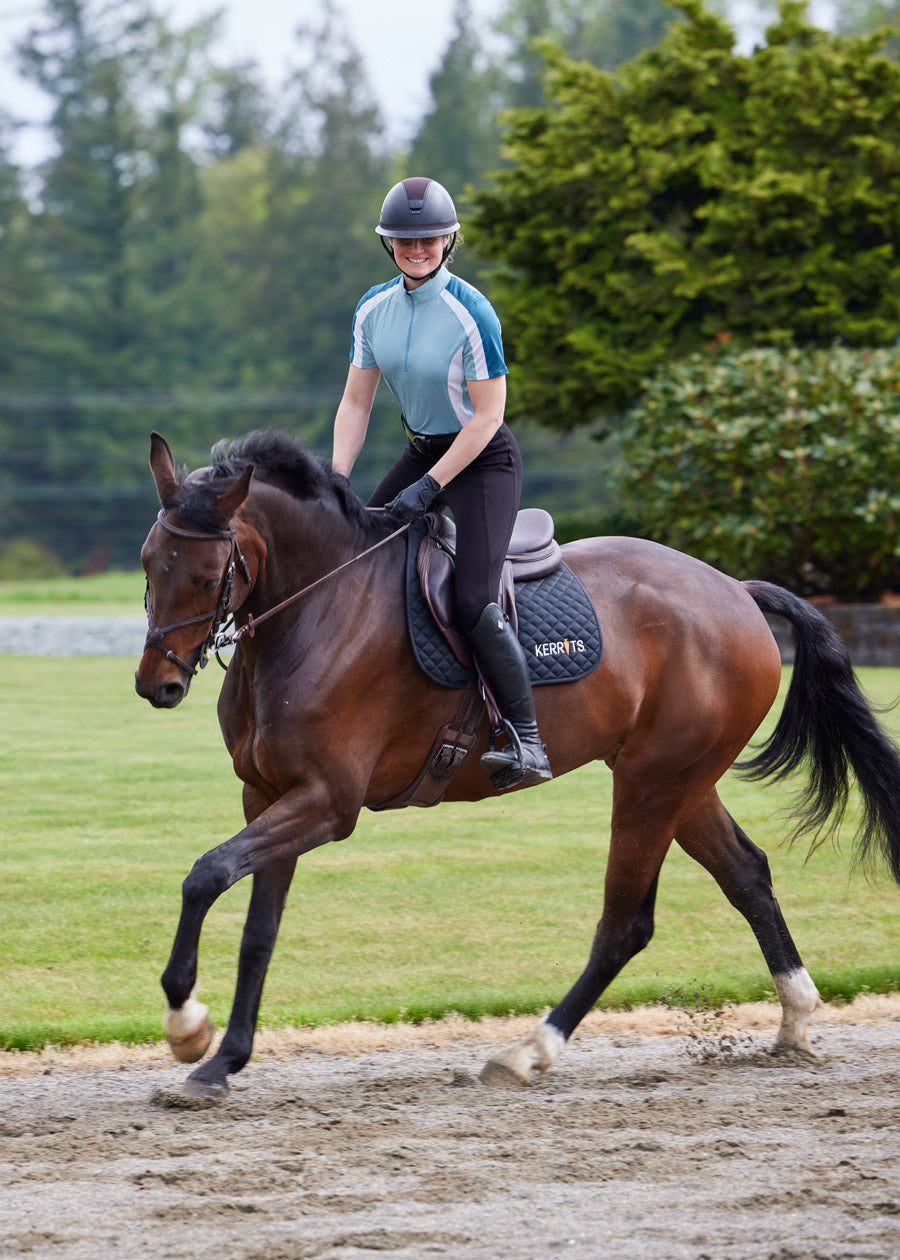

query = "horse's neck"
[241, 484, 376, 609]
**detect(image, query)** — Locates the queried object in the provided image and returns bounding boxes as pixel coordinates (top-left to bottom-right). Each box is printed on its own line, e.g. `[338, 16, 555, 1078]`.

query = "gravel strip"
[0, 615, 146, 656]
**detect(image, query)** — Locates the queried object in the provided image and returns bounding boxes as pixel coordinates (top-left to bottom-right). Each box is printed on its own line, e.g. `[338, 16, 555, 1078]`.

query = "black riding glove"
[385, 474, 441, 523]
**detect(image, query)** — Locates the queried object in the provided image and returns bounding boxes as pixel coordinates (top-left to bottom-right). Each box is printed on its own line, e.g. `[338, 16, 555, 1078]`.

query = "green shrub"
[0, 538, 66, 581]
[614, 344, 900, 600]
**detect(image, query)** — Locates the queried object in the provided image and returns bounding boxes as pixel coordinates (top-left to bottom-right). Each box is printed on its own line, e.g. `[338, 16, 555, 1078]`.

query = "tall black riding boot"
[468, 602, 553, 791]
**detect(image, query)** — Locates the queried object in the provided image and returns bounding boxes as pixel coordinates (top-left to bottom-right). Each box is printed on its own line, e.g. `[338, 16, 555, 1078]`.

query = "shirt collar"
[401, 266, 450, 301]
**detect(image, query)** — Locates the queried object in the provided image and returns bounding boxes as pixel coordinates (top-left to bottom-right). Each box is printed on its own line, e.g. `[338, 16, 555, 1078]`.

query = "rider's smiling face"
[390, 235, 450, 287]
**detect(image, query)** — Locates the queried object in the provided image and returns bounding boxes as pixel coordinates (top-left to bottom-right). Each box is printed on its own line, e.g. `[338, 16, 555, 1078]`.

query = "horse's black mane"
[178, 429, 376, 532]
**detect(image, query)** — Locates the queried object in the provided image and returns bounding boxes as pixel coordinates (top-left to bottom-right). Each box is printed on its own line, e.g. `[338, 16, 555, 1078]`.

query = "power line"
[0, 389, 346, 410]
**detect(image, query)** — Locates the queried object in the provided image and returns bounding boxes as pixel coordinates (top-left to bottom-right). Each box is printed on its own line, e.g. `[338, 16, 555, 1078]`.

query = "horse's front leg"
[164, 856, 298, 1098]
[159, 784, 353, 1094]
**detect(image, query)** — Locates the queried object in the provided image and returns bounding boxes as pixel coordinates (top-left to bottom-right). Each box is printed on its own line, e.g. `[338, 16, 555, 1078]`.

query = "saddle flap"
[416, 528, 473, 670]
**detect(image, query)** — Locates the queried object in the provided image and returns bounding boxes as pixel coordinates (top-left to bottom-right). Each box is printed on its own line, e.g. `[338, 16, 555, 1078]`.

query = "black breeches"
[368, 424, 523, 634]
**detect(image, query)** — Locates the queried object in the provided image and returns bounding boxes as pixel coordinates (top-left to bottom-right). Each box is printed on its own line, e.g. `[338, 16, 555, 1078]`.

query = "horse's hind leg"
[480, 771, 676, 1088]
[674, 791, 821, 1053]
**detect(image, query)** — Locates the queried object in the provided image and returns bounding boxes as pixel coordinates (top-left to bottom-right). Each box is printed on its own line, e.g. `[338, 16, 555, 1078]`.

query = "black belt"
[402, 417, 457, 457]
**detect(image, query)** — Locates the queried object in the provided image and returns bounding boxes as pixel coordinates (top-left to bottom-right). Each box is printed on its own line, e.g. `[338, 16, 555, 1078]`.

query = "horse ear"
[212, 464, 253, 524]
[149, 431, 180, 506]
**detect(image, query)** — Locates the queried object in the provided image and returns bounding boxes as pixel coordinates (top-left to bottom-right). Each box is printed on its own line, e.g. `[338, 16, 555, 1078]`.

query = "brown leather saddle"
[416, 507, 562, 670]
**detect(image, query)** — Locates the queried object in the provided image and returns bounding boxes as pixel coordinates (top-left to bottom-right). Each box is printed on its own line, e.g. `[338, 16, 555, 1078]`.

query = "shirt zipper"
[403, 291, 415, 373]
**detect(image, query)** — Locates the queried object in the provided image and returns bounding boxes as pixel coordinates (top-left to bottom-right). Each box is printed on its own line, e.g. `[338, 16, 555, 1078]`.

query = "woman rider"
[331, 176, 552, 791]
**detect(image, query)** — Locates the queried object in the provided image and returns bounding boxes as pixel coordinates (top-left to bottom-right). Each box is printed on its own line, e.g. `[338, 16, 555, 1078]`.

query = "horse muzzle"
[134, 654, 192, 708]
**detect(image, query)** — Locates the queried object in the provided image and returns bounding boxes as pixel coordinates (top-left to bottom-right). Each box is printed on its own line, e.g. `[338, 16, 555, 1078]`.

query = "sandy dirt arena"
[1, 997, 899, 1260]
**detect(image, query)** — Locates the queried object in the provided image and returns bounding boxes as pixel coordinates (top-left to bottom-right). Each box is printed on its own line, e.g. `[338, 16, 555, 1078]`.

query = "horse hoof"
[167, 1017, 215, 1064]
[771, 1040, 818, 1063]
[183, 1076, 228, 1100]
[149, 1078, 226, 1110]
[478, 1024, 564, 1088]
[478, 1058, 528, 1090]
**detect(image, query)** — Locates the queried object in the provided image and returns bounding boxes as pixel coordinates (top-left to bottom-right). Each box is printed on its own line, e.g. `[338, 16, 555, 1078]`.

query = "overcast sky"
[0, 0, 835, 163]
[0, 0, 506, 158]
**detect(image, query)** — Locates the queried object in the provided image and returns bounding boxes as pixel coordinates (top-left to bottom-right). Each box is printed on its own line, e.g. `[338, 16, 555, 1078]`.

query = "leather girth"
[367, 680, 483, 811]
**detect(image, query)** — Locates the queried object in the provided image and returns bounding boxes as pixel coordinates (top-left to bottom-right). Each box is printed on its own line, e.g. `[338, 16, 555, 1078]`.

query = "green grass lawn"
[0, 570, 145, 617]
[3, 644, 899, 1051]
[3, 562, 900, 1049]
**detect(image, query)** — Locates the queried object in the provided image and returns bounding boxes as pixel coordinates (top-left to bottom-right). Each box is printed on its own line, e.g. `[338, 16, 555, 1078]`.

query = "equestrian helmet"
[375, 177, 460, 239]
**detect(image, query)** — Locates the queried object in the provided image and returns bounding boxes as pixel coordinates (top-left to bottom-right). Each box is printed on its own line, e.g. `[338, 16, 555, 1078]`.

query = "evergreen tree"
[249, 0, 390, 439]
[833, 0, 900, 40]
[495, 0, 555, 108]
[0, 112, 52, 558]
[0, 112, 45, 387]
[471, 0, 900, 431]
[13, 0, 233, 567]
[204, 61, 272, 158]
[494, 0, 693, 108]
[407, 0, 503, 197]
[20, 0, 148, 386]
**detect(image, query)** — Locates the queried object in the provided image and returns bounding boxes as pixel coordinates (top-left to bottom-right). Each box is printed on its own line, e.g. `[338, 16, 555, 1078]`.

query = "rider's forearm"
[428, 410, 504, 488]
[332, 404, 369, 478]
[332, 365, 381, 477]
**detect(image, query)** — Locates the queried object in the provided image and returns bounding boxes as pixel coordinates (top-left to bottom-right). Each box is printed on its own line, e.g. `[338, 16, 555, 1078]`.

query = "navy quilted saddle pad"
[405, 519, 603, 690]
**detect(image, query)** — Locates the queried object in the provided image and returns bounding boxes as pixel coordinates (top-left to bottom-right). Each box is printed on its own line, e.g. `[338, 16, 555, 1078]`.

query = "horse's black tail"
[740, 579, 900, 886]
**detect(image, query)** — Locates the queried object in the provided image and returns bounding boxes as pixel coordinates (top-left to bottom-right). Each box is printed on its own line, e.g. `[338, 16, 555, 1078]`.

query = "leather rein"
[143, 507, 409, 677]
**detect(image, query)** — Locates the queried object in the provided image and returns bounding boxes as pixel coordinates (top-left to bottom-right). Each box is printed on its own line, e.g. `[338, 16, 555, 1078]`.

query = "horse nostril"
[157, 681, 187, 708]
[135, 672, 187, 708]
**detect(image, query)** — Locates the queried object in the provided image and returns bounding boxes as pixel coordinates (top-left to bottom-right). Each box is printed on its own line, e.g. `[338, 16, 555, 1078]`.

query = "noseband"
[143, 509, 251, 677]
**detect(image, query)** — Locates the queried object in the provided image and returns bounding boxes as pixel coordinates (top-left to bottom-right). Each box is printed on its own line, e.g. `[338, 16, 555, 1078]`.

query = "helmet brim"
[375, 221, 460, 238]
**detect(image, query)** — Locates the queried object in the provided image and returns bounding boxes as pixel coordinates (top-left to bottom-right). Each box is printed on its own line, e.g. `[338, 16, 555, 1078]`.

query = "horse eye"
[196, 577, 219, 594]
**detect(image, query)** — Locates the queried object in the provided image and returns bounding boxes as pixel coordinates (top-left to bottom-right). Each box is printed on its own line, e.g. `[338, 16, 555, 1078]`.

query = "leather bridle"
[143, 504, 409, 678]
[143, 509, 251, 677]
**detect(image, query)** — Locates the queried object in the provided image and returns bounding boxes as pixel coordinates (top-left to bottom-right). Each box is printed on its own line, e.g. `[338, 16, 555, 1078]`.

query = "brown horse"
[136, 429, 900, 1100]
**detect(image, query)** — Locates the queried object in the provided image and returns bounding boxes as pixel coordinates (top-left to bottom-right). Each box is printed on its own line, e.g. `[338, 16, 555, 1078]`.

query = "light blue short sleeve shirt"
[349, 266, 509, 436]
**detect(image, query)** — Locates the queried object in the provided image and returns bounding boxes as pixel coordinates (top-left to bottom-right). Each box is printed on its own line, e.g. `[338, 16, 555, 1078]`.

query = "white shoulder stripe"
[352, 285, 396, 367]
[439, 288, 488, 378]
[446, 346, 469, 427]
